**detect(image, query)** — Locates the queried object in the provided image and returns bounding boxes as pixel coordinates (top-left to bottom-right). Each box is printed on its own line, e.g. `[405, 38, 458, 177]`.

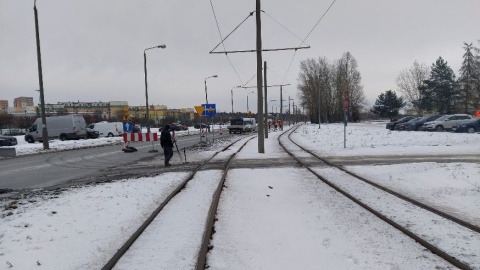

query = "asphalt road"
[0, 131, 232, 191]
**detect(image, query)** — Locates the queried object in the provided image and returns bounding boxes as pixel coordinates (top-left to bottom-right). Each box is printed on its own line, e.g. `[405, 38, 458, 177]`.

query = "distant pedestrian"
[160, 124, 174, 166]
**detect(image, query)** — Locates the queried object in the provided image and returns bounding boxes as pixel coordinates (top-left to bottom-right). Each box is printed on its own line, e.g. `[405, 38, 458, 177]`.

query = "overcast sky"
[1, 0, 479, 114]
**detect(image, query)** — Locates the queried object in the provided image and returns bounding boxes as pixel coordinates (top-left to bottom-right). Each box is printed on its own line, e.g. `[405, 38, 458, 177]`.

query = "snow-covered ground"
[1, 121, 479, 269]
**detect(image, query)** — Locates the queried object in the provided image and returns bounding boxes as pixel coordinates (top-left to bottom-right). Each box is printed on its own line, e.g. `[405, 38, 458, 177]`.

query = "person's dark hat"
[164, 124, 170, 130]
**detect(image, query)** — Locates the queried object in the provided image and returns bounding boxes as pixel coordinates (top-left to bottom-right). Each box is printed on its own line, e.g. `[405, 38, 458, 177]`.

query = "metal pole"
[324, 56, 329, 124]
[280, 86, 283, 130]
[318, 75, 321, 129]
[292, 101, 297, 125]
[288, 96, 291, 126]
[264, 61, 268, 139]
[231, 89, 233, 113]
[256, 0, 264, 153]
[143, 45, 165, 133]
[34, 0, 49, 150]
[144, 51, 151, 133]
[204, 79, 208, 142]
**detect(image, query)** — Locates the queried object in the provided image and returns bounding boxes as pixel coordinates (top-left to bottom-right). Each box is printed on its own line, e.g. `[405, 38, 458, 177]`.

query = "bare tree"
[395, 61, 430, 114]
[298, 52, 366, 123]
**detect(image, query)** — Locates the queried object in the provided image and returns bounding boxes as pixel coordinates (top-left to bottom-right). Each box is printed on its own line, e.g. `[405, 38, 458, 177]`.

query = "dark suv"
[394, 117, 422, 131]
[386, 116, 415, 130]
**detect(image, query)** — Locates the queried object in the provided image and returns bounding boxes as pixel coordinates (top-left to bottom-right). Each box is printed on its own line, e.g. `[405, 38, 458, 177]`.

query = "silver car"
[422, 114, 474, 131]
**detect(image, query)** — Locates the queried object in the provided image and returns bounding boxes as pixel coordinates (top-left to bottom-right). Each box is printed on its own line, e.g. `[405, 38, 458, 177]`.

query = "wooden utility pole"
[256, 0, 264, 153]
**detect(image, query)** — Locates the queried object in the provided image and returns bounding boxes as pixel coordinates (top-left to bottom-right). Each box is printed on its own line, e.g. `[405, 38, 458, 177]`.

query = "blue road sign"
[201, 104, 216, 116]
[123, 121, 133, 132]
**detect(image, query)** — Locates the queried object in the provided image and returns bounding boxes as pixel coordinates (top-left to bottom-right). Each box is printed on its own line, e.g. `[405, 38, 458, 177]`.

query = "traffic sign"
[194, 106, 205, 117]
[123, 121, 133, 132]
[122, 112, 131, 122]
[201, 104, 216, 116]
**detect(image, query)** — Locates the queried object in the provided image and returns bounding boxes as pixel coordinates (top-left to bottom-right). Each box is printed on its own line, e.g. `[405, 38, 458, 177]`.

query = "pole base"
[148, 149, 159, 153]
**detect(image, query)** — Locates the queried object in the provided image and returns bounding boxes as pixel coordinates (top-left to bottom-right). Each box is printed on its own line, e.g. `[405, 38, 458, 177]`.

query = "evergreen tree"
[418, 56, 457, 114]
[371, 90, 405, 120]
[458, 43, 477, 113]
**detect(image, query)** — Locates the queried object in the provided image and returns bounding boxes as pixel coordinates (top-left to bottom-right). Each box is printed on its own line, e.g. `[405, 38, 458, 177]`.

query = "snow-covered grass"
[1, 122, 479, 269]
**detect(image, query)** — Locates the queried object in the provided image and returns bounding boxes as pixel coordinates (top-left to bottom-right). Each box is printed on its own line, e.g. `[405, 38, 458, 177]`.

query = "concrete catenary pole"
[256, 0, 264, 153]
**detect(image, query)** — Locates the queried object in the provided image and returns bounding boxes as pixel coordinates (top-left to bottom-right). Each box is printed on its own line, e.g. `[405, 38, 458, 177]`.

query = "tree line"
[374, 40, 480, 119]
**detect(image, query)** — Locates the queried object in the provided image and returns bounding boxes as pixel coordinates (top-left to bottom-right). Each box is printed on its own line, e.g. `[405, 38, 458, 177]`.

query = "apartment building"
[0, 100, 8, 113]
[14, 97, 34, 108]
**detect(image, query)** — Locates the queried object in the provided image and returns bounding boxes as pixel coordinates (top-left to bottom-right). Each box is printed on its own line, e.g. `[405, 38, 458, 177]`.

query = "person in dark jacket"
[160, 124, 174, 166]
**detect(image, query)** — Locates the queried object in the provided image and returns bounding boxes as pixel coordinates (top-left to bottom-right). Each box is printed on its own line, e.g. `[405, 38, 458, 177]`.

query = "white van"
[243, 118, 257, 131]
[87, 121, 123, 137]
[25, 115, 87, 143]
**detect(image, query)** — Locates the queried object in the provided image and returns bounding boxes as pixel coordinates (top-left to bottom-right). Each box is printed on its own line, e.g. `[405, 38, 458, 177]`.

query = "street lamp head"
[157, 44, 166, 49]
[212, 75, 218, 78]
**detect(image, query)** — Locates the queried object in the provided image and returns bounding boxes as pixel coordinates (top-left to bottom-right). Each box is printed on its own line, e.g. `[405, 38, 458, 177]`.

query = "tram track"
[279, 125, 480, 270]
[101, 135, 256, 270]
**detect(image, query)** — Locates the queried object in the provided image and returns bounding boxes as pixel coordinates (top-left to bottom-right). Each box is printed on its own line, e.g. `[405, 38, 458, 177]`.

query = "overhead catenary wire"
[281, 0, 337, 84]
[207, 1, 337, 93]
[208, 0, 246, 86]
[209, 8, 310, 54]
[261, 10, 305, 45]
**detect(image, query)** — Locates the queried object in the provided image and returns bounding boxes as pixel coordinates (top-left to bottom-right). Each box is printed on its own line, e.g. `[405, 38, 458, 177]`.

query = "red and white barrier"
[123, 133, 158, 142]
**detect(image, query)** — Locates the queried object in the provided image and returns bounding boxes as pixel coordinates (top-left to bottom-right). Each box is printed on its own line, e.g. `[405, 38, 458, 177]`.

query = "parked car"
[386, 116, 415, 130]
[86, 128, 100, 139]
[421, 114, 474, 131]
[394, 117, 422, 131]
[452, 118, 480, 133]
[405, 114, 443, 131]
[170, 124, 188, 131]
[194, 123, 207, 129]
[0, 135, 18, 146]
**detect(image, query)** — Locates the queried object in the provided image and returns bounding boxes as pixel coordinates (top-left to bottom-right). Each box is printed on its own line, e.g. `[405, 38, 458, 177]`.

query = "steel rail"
[101, 135, 250, 270]
[195, 136, 257, 270]
[278, 125, 474, 270]
[286, 125, 480, 234]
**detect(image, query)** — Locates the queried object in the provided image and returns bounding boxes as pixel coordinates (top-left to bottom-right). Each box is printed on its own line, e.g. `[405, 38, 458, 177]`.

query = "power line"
[261, 10, 305, 45]
[302, 0, 337, 45]
[208, 0, 245, 85]
[281, 0, 337, 84]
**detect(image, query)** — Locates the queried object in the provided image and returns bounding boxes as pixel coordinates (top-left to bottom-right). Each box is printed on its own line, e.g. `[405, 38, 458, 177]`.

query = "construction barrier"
[123, 133, 158, 142]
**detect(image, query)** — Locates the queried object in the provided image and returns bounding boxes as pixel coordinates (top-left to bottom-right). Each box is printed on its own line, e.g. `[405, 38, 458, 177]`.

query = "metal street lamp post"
[230, 86, 241, 113]
[34, 0, 49, 150]
[204, 75, 218, 142]
[144, 44, 166, 134]
[246, 91, 254, 113]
